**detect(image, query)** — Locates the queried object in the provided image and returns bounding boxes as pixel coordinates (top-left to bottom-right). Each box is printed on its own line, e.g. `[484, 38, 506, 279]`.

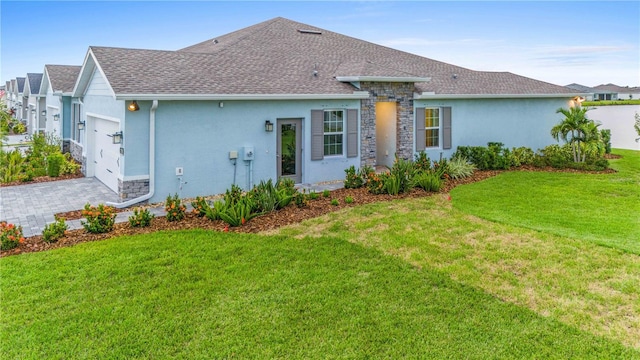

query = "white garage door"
[93, 117, 120, 192]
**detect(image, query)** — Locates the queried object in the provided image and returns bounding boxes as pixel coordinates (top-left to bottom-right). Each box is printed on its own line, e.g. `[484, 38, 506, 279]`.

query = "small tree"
[551, 106, 602, 163]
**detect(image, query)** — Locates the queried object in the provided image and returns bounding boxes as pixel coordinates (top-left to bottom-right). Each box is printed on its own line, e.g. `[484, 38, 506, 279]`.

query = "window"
[323, 110, 344, 156]
[72, 102, 82, 141]
[424, 108, 440, 148]
[415, 107, 451, 152]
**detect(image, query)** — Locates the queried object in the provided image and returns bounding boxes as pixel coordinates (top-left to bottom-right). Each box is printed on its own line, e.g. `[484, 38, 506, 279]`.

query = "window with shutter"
[415, 106, 452, 151]
[310, 109, 359, 160]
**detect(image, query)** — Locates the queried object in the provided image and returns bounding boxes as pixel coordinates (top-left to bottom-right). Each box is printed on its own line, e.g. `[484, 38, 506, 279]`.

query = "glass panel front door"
[277, 119, 302, 183]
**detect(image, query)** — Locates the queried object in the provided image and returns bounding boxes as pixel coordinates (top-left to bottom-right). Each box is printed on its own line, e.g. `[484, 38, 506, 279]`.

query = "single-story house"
[23, 73, 44, 134]
[593, 83, 640, 100]
[39, 65, 82, 152]
[71, 17, 581, 205]
[14, 77, 26, 121]
[565, 83, 594, 101]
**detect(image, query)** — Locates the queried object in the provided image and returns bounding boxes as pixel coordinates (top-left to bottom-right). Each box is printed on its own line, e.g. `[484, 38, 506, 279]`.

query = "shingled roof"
[45, 65, 82, 93]
[16, 77, 25, 93]
[26, 73, 43, 94]
[83, 17, 576, 98]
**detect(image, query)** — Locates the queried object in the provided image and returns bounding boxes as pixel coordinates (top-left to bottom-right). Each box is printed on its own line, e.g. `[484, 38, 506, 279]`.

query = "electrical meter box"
[243, 147, 254, 161]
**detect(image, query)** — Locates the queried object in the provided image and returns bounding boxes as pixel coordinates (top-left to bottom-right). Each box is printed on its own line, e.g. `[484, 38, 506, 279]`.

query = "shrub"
[42, 218, 68, 243]
[250, 179, 294, 213]
[0, 221, 25, 250]
[60, 153, 81, 175]
[47, 153, 64, 177]
[414, 151, 431, 172]
[165, 194, 186, 222]
[81, 204, 117, 233]
[128, 208, 155, 228]
[446, 156, 476, 179]
[218, 197, 258, 227]
[1, 150, 25, 183]
[384, 173, 402, 195]
[331, 199, 339, 206]
[414, 172, 443, 192]
[294, 191, 308, 207]
[600, 129, 612, 154]
[454, 142, 512, 170]
[388, 157, 416, 194]
[309, 191, 319, 200]
[12, 122, 26, 134]
[344, 196, 354, 204]
[322, 189, 331, 198]
[536, 144, 572, 168]
[510, 147, 536, 167]
[344, 165, 365, 189]
[367, 172, 387, 195]
[191, 196, 210, 217]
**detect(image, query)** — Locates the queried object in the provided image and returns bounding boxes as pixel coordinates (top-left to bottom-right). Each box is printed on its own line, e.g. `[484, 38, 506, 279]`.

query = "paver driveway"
[0, 178, 119, 237]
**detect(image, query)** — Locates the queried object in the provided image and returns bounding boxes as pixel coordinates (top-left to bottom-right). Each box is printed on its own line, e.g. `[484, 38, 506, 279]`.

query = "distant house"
[23, 73, 44, 134]
[592, 83, 640, 100]
[15, 77, 26, 122]
[72, 17, 581, 205]
[39, 65, 82, 152]
[565, 83, 594, 101]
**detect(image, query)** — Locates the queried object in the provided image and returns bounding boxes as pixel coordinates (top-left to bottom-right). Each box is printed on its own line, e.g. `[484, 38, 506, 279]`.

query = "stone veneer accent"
[69, 141, 85, 175]
[62, 140, 70, 154]
[359, 82, 415, 167]
[118, 178, 150, 202]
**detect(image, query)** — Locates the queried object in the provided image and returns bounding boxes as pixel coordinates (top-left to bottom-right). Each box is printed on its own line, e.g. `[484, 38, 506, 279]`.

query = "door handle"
[117, 158, 120, 167]
[100, 149, 103, 158]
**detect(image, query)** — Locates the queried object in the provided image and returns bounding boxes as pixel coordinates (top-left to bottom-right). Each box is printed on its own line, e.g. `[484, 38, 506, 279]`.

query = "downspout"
[108, 100, 158, 208]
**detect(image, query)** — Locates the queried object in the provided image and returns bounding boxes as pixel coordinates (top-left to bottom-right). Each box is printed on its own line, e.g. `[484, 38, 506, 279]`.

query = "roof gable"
[26, 73, 43, 95]
[16, 77, 25, 93]
[44, 65, 82, 94]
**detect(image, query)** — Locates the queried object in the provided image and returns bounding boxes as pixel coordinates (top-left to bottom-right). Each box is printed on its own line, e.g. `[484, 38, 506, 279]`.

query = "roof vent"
[297, 29, 322, 35]
[452, 74, 458, 79]
[212, 39, 219, 44]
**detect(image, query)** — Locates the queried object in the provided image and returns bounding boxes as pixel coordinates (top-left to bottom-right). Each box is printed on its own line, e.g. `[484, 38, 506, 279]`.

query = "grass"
[449, 149, 640, 254]
[582, 100, 640, 106]
[1, 230, 636, 358]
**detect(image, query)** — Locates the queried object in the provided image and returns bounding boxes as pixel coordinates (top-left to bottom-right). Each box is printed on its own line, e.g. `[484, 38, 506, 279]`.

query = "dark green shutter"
[415, 107, 425, 152]
[311, 110, 324, 160]
[442, 107, 452, 150]
[346, 109, 358, 158]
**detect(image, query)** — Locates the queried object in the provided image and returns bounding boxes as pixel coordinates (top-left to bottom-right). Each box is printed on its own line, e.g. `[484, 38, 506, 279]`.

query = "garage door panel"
[92, 117, 120, 192]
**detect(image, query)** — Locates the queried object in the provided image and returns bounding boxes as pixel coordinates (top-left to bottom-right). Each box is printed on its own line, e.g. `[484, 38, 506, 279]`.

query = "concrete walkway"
[1, 177, 344, 238]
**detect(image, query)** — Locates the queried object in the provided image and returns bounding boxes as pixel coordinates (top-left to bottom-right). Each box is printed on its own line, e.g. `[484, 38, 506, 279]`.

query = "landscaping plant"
[128, 208, 155, 228]
[445, 156, 476, 180]
[81, 204, 117, 234]
[413, 172, 443, 192]
[164, 194, 187, 222]
[42, 218, 68, 243]
[46, 153, 64, 177]
[217, 197, 258, 227]
[0, 221, 25, 250]
[191, 196, 210, 217]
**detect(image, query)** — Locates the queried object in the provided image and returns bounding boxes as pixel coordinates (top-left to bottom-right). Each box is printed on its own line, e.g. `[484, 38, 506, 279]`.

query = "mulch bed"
[0, 165, 615, 258]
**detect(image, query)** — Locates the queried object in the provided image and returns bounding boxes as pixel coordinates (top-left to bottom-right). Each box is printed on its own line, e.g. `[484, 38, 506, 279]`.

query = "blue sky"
[1, 1, 638, 88]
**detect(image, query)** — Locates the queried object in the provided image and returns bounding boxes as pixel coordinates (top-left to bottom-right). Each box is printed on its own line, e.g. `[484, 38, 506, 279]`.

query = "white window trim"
[323, 109, 345, 157]
[425, 107, 441, 149]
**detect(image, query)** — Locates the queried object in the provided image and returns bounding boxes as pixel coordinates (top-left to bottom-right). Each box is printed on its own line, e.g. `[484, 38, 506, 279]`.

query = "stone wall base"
[118, 178, 150, 203]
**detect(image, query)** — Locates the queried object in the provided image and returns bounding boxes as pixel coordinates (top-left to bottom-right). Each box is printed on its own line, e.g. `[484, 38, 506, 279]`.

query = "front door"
[277, 118, 302, 183]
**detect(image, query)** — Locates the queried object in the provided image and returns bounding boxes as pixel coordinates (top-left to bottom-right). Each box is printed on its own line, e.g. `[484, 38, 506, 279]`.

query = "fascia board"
[115, 92, 371, 101]
[414, 92, 587, 100]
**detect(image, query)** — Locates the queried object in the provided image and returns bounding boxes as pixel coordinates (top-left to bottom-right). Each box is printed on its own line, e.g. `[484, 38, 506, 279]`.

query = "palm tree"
[551, 106, 594, 163]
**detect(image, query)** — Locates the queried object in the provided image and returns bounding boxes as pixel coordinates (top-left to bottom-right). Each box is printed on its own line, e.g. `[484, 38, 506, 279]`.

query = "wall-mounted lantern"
[41, 110, 47, 117]
[112, 131, 123, 144]
[265, 120, 274, 132]
[127, 100, 140, 112]
[53, 114, 60, 121]
[78, 121, 86, 130]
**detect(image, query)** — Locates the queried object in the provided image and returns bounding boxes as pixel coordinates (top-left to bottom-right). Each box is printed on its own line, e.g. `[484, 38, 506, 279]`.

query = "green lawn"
[1, 230, 636, 358]
[2, 150, 639, 357]
[450, 149, 640, 254]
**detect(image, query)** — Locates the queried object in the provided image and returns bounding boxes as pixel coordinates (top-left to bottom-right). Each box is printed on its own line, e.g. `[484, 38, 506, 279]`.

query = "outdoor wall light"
[111, 131, 123, 144]
[78, 121, 86, 130]
[53, 114, 60, 121]
[127, 100, 140, 112]
[265, 120, 274, 132]
[219, 102, 224, 108]
[31, 109, 36, 115]
[41, 110, 46, 117]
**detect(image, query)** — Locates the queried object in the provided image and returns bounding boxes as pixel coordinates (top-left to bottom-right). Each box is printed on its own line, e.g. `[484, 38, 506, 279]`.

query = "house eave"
[115, 92, 371, 101]
[414, 92, 587, 100]
[336, 76, 431, 83]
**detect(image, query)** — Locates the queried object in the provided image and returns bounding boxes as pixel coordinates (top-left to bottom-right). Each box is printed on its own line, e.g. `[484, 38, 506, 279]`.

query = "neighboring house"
[7, 79, 18, 115]
[15, 77, 26, 122]
[592, 83, 640, 100]
[39, 65, 82, 152]
[23, 73, 44, 134]
[72, 17, 580, 205]
[565, 83, 594, 101]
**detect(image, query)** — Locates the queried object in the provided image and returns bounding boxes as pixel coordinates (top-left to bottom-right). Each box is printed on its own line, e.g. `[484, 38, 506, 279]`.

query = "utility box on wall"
[243, 146, 254, 161]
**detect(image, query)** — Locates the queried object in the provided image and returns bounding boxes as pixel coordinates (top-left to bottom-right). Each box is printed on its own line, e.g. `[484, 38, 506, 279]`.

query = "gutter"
[108, 99, 158, 208]
[114, 92, 370, 101]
